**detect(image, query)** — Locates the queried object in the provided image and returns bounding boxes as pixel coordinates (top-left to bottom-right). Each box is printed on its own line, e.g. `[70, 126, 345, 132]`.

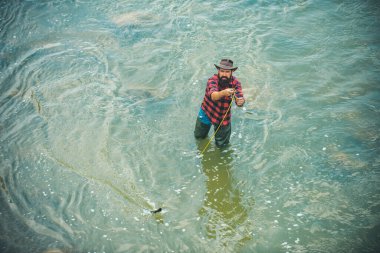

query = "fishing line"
[200, 93, 236, 155]
[41, 147, 162, 214]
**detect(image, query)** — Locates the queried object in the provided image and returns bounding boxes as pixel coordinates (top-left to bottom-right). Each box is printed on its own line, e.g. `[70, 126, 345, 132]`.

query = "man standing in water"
[194, 59, 245, 147]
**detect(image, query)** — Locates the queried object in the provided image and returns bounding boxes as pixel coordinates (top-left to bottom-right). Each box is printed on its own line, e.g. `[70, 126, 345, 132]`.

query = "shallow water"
[0, 0, 379, 252]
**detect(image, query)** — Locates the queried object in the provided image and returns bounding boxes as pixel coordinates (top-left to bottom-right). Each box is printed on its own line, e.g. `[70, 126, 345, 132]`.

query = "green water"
[0, 0, 379, 252]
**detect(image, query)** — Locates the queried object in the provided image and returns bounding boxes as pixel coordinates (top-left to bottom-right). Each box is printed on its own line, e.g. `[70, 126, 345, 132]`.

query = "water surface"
[1, 0, 379, 252]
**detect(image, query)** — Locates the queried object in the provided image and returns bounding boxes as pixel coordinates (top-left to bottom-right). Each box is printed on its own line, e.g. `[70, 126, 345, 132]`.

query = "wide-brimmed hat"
[214, 59, 238, 71]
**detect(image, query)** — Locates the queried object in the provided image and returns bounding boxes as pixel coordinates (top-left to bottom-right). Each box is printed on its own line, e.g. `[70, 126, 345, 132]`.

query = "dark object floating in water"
[151, 208, 162, 214]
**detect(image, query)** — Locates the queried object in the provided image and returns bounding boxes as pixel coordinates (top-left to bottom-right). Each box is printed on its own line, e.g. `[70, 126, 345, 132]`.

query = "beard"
[218, 75, 231, 87]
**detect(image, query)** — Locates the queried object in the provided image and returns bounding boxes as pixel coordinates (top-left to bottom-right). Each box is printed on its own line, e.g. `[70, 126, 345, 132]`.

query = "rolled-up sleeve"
[206, 80, 219, 97]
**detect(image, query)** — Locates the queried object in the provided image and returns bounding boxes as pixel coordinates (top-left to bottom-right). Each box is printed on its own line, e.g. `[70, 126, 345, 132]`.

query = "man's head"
[214, 59, 238, 86]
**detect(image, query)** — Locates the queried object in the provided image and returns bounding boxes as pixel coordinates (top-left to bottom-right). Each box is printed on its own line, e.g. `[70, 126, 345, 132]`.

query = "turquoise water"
[0, 0, 379, 252]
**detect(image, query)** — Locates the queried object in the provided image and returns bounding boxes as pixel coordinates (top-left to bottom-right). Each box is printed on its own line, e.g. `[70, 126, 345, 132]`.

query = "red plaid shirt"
[201, 74, 244, 126]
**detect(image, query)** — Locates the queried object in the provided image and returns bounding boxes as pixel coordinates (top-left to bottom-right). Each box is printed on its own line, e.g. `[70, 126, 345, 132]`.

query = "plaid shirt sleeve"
[206, 79, 219, 97]
[232, 77, 244, 105]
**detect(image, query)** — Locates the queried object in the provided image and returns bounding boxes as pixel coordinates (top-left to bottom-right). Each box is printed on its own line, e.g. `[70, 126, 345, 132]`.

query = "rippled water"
[1, 0, 379, 252]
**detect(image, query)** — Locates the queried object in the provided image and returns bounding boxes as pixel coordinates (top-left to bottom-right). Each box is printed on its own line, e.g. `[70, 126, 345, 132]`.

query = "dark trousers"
[194, 117, 231, 147]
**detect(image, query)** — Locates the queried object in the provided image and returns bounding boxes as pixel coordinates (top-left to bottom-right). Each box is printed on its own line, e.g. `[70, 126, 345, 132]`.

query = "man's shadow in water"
[196, 141, 253, 249]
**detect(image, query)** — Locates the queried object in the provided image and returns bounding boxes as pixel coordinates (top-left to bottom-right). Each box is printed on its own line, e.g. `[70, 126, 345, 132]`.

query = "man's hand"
[223, 88, 235, 97]
[211, 88, 235, 101]
[235, 97, 245, 107]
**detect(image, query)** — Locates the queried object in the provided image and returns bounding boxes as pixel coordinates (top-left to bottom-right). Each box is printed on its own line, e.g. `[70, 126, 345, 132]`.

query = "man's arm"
[234, 80, 245, 107]
[211, 88, 235, 101]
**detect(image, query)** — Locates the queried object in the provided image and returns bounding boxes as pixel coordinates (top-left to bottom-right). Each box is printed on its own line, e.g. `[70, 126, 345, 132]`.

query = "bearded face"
[218, 76, 231, 87]
[217, 69, 232, 87]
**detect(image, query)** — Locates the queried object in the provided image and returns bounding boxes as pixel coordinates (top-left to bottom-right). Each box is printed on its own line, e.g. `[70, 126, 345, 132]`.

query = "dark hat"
[214, 59, 238, 71]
